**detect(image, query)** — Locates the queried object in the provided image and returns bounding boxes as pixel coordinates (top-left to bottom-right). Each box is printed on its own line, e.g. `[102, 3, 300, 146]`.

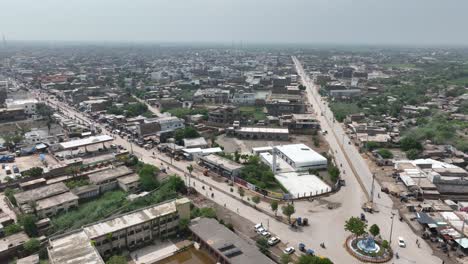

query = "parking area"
[0, 154, 59, 182]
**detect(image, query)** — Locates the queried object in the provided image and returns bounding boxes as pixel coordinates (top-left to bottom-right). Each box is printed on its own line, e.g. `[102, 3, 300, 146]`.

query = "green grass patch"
[239, 106, 266, 121]
[329, 102, 362, 122]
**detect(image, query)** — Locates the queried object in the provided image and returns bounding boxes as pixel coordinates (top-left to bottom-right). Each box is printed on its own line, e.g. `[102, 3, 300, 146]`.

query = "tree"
[66, 165, 81, 179]
[138, 164, 159, 191]
[22, 167, 44, 178]
[19, 214, 38, 237]
[328, 164, 340, 184]
[198, 207, 217, 218]
[298, 84, 306, 91]
[344, 216, 367, 237]
[4, 188, 17, 206]
[381, 240, 390, 249]
[377, 149, 393, 159]
[313, 135, 320, 147]
[282, 204, 295, 223]
[400, 136, 422, 151]
[252, 196, 260, 206]
[24, 238, 40, 254]
[178, 218, 190, 235]
[270, 200, 279, 216]
[369, 224, 380, 237]
[186, 165, 193, 193]
[297, 255, 334, 264]
[256, 237, 269, 254]
[280, 253, 291, 264]
[238, 187, 245, 199]
[106, 255, 127, 264]
[406, 149, 420, 160]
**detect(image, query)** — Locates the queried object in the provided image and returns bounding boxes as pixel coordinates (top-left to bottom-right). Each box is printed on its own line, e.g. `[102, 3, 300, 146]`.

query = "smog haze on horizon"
[1, 0, 467, 46]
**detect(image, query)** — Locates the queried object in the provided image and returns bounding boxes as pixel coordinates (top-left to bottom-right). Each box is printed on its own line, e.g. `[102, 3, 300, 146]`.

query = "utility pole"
[389, 212, 396, 244]
[370, 173, 376, 203]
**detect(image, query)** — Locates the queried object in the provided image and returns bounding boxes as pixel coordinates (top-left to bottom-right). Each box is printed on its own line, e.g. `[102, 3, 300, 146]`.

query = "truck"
[0, 155, 15, 163]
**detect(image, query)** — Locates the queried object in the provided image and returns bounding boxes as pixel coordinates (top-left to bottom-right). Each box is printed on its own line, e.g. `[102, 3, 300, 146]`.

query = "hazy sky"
[1, 0, 467, 45]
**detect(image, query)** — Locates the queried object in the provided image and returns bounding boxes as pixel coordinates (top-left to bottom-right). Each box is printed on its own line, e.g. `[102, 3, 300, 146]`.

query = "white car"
[254, 223, 263, 230]
[398, 237, 406, 248]
[284, 247, 295, 255]
[261, 230, 271, 238]
[268, 236, 281, 246]
[256, 227, 266, 234]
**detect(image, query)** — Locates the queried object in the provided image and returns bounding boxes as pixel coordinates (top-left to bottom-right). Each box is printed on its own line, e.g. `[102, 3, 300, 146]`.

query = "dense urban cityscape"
[1, 1, 468, 264]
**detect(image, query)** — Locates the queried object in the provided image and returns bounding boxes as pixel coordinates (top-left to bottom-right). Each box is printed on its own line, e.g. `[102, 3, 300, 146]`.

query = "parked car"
[261, 230, 271, 238]
[284, 247, 295, 255]
[256, 227, 266, 234]
[268, 236, 280, 246]
[254, 223, 263, 231]
[398, 237, 406, 248]
[12, 165, 19, 173]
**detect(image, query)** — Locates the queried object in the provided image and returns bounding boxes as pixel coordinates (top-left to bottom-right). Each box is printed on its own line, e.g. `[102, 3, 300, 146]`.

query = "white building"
[274, 143, 328, 170]
[5, 98, 39, 119]
[157, 116, 185, 132]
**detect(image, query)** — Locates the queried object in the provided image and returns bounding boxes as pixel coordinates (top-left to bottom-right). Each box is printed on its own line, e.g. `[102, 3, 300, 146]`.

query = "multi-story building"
[193, 88, 230, 104]
[0, 108, 26, 122]
[207, 106, 240, 127]
[136, 116, 185, 138]
[199, 154, 244, 177]
[88, 166, 133, 193]
[36, 192, 79, 218]
[265, 94, 306, 116]
[231, 92, 256, 106]
[47, 198, 191, 263]
[5, 99, 39, 119]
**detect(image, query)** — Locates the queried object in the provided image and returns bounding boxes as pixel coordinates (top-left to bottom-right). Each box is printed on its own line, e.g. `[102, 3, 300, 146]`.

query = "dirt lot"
[0, 154, 59, 182]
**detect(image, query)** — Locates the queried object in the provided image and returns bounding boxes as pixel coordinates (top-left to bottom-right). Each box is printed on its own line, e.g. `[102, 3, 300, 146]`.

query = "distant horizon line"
[2, 38, 468, 49]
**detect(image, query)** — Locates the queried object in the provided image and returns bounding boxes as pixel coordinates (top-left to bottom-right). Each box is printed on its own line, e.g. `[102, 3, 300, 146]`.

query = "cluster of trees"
[327, 163, 340, 184]
[137, 164, 160, 191]
[329, 102, 361, 122]
[174, 127, 200, 142]
[239, 156, 277, 190]
[107, 102, 150, 118]
[344, 217, 388, 250]
[377, 149, 393, 159]
[4, 214, 38, 237]
[21, 167, 44, 178]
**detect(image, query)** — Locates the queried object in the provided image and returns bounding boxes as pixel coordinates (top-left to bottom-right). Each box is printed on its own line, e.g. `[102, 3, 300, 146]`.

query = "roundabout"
[345, 235, 393, 263]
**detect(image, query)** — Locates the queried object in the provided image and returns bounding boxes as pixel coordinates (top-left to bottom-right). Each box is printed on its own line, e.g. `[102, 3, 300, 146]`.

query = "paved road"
[39, 87, 442, 264]
[293, 56, 443, 264]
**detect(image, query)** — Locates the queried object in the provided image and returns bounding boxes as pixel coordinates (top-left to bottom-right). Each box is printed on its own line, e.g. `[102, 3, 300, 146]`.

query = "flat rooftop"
[190, 218, 275, 264]
[36, 191, 79, 211]
[59, 135, 113, 150]
[183, 137, 208, 147]
[83, 199, 180, 239]
[14, 182, 69, 205]
[201, 154, 244, 171]
[117, 173, 139, 185]
[88, 166, 133, 184]
[275, 144, 327, 165]
[48, 230, 104, 264]
[237, 127, 289, 134]
[0, 232, 28, 252]
[275, 172, 331, 198]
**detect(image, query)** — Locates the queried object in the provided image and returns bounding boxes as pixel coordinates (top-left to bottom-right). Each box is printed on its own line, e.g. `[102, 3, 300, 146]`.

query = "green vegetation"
[19, 214, 38, 237]
[270, 200, 279, 216]
[192, 207, 217, 219]
[344, 216, 367, 237]
[50, 175, 186, 235]
[65, 179, 90, 189]
[174, 127, 200, 142]
[329, 102, 361, 122]
[163, 107, 208, 119]
[297, 255, 334, 264]
[280, 253, 291, 264]
[239, 106, 266, 121]
[369, 224, 380, 237]
[327, 163, 340, 184]
[21, 167, 44, 178]
[256, 237, 269, 254]
[238, 187, 245, 199]
[252, 196, 260, 205]
[239, 156, 281, 191]
[282, 203, 295, 223]
[24, 238, 41, 254]
[377, 149, 393, 159]
[4, 223, 22, 236]
[106, 256, 127, 264]
[4, 188, 17, 206]
[138, 164, 160, 191]
[107, 102, 151, 118]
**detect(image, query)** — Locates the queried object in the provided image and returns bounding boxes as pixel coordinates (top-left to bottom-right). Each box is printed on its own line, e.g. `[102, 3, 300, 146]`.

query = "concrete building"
[16, 254, 39, 264]
[36, 191, 79, 218]
[190, 218, 275, 264]
[193, 88, 230, 104]
[48, 198, 190, 263]
[231, 92, 256, 105]
[88, 166, 133, 193]
[14, 182, 69, 207]
[137, 116, 185, 137]
[0, 108, 26, 122]
[0, 232, 29, 261]
[207, 106, 240, 127]
[5, 99, 39, 119]
[227, 126, 289, 140]
[265, 94, 306, 116]
[81, 99, 110, 112]
[183, 137, 208, 149]
[117, 174, 140, 192]
[199, 154, 244, 177]
[279, 114, 320, 134]
[275, 144, 328, 170]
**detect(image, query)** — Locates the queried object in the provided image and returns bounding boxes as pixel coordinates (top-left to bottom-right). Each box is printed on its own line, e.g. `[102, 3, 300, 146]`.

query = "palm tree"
[186, 165, 194, 194]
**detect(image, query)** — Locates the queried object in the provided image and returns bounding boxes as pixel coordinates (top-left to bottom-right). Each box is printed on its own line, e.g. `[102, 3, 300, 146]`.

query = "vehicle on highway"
[267, 236, 280, 246]
[284, 247, 295, 255]
[398, 237, 406, 248]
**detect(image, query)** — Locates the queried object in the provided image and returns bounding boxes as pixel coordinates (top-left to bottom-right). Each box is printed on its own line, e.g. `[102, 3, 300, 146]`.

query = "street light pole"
[389, 212, 396, 244]
[370, 173, 376, 203]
